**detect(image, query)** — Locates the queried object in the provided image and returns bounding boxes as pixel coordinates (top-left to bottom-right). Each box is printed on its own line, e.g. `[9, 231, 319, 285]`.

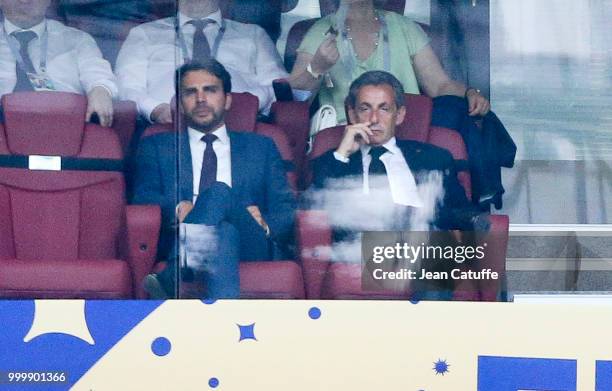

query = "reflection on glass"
[507, 228, 612, 298]
[491, 0, 612, 224]
[491, 0, 612, 161]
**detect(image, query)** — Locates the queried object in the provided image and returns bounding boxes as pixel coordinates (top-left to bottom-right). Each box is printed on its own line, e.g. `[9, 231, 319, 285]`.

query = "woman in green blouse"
[288, 0, 490, 124]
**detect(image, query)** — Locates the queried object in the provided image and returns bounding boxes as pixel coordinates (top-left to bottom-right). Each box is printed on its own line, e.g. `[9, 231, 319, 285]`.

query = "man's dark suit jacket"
[311, 139, 479, 231]
[132, 129, 296, 259]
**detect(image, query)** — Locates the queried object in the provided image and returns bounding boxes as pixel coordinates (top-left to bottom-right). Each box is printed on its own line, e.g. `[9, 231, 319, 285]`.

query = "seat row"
[0, 91, 508, 300]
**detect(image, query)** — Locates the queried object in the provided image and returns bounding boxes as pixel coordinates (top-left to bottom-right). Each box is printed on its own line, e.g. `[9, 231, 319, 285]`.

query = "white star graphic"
[24, 300, 95, 345]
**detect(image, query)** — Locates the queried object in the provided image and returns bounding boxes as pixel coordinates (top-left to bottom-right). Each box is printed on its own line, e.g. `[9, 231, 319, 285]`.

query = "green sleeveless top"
[298, 10, 429, 124]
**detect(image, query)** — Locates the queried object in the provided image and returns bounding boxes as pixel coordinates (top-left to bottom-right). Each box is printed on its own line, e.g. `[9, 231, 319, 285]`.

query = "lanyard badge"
[26, 72, 56, 91]
[4, 22, 56, 91]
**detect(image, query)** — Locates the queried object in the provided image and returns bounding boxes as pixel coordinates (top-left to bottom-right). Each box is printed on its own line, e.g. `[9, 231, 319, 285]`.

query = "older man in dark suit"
[310, 70, 488, 299]
[311, 70, 486, 233]
[133, 60, 295, 299]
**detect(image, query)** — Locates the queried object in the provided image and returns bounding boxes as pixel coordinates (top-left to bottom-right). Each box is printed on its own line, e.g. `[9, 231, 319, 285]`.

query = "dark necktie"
[190, 19, 215, 62]
[368, 146, 388, 176]
[368, 146, 392, 201]
[198, 133, 218, 195]
[11, 30, 37, 92]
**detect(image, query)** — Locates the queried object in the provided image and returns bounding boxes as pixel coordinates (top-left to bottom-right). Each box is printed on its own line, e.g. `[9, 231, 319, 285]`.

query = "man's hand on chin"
[336, 122, 374, 158]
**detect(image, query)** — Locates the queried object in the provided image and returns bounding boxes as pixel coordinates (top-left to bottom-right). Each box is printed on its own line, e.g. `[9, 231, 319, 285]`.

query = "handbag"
[308, 104, 337, 153]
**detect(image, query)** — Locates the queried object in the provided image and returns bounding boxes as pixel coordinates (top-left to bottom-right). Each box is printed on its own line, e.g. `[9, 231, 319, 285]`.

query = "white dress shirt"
[334, 137, 423, 207]
[115, 10, 288, 120]
[0, 18, 117, 97]
[189, 124, 232, 203]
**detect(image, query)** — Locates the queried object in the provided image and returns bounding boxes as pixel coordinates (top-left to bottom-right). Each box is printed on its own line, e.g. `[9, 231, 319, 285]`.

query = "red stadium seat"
[0, 92, 160, 299]
[239, 261, 305, 298]
[226, 92, 259, 133]
[255, 122, 299, 192]
[153, 258, 305, 299]
[298, 94, 508, 301]
[270, 99, 311, 189]
[112, 100, 138, 156]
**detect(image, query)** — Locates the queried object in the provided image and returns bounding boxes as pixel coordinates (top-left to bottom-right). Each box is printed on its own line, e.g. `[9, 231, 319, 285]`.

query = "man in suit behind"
[311, 70, 487, 233]
[133, 60, 295, 299]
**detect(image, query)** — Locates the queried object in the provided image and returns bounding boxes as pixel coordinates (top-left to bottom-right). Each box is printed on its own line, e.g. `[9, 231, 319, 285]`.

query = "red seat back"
[2, 92, 87, 156]
[226, 92, 259, 132]
[0, 92, 125, 262]
[112, 100, 138, 156]
[256, 122, 298, 192]
[396, 94, 433, 142]
[270, 100, 310, 188]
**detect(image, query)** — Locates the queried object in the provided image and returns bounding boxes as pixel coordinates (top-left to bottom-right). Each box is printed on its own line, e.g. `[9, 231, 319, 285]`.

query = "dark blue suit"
[133, 129, 295, 298]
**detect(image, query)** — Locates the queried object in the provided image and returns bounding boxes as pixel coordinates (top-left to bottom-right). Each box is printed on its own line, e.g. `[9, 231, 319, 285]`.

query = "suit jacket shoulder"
[228, 130, 283, 164]
[396, 139, 455, 172]
[229, 130, 274, 148]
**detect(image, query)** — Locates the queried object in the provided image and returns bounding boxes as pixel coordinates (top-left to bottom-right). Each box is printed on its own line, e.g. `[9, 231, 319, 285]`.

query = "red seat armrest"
[297, 210, 332, 299]
[124, 205, 161, 298]
[481, 214, 509, 301]
[271, 100, 310, 189]
[454, 214, 509, 301]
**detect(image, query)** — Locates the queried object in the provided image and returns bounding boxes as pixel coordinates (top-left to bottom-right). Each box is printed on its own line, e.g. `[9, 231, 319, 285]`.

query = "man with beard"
[133, 60, 295, 299]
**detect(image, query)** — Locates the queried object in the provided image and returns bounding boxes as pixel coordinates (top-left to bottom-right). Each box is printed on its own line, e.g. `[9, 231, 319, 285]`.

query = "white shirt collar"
[188, 124, 229, 145]
[4, 18, 46, 38]
[361, 136, 399, 156]
[178, 9, 222, 28]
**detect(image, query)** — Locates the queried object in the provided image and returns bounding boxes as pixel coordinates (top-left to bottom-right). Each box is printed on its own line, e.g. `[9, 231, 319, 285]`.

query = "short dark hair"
[175, 59, 232, 93]
[345, 71, 405, 109]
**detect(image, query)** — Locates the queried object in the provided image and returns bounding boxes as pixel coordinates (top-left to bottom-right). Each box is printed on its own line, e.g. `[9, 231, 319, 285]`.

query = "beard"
[183, 105, 225, 133]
